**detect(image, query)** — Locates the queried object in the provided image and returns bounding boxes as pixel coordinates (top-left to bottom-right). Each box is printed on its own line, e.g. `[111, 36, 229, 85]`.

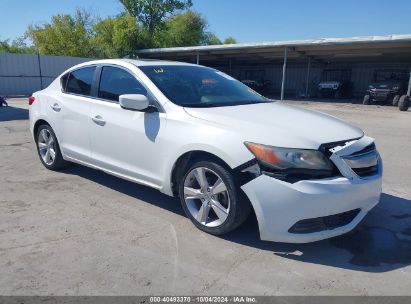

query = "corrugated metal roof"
[139, 34, 411, 54]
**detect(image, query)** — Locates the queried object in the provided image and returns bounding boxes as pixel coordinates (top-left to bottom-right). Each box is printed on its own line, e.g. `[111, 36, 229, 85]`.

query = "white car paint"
[29, 59, 382, 243]
[184, 102, 363, 149]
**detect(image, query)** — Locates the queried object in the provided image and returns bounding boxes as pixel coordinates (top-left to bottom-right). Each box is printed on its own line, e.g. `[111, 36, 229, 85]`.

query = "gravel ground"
[0, 98, 410, 296]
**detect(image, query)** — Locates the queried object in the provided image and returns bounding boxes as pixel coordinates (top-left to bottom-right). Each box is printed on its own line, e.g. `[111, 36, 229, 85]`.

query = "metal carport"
[138, 34, 411, 100]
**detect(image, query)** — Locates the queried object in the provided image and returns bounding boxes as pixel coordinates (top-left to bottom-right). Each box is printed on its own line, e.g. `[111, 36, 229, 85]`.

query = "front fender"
[160, 143, 254, 196]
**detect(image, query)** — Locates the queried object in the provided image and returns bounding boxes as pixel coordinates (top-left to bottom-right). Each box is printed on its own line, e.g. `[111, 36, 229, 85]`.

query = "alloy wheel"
[37, 129, 56, 166]
[183, 167, 230, 227]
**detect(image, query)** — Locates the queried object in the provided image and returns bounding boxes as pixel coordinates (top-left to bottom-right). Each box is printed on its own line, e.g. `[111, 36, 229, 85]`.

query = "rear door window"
[98, 66, 147, 102]
[66, 66, 96, 96]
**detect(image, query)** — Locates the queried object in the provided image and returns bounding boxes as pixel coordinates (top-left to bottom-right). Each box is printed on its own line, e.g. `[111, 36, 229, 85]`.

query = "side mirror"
[119, 94, 152, 112]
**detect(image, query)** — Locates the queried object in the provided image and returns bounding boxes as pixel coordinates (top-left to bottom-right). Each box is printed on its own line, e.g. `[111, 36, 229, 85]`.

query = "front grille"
[342, 143, 379, 178]
[350, 143, 375, 156]
[352, 165, 379, 177]
[321, 140, 379, 179]
[319, 139, 358, 157]
[288, 209, 361, 234]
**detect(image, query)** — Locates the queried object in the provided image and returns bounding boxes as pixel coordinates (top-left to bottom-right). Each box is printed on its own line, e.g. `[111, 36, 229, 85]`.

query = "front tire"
[36, 124, 70, 170]
[398, 95, 410, 112]
[178, 161, 251, 236]
[363, 94, 371, 105]
[392, 95, 400, 106]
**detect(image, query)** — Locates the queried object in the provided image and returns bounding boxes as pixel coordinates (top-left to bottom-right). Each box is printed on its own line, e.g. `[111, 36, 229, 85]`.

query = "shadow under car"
[61, 165, 411, 273]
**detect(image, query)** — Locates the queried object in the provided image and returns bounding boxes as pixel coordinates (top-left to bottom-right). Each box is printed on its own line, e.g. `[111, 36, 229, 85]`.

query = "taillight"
[28, 96, 35, 105]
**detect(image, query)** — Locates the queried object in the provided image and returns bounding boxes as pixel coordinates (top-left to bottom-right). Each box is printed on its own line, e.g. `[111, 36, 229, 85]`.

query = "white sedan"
[29, 59, 382, 243]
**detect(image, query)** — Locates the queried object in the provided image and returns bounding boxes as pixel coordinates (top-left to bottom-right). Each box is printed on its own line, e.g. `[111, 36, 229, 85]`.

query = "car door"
[89, 65, 167, 187]
[47, 66, 96, 163]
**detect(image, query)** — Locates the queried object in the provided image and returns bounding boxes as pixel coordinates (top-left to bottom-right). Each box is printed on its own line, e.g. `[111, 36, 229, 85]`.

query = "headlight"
[244, 142, 334, 172]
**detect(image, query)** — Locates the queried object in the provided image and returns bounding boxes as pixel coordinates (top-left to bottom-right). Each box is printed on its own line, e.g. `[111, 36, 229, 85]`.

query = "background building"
[138, 34, 411, 100]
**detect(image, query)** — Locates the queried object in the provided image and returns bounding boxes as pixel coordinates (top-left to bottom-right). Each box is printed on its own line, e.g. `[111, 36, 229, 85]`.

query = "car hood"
[370, 82, 398, 89]
[184, 102, 363, 149]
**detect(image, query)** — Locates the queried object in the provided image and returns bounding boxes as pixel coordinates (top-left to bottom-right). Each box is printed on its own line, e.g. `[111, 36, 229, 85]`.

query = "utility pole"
[37, 51, 43, 90]
[280, 47, 288, 101]
[305, 57, 311, 98]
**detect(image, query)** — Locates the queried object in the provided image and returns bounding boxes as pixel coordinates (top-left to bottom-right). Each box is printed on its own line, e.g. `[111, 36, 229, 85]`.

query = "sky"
[0, 0, 410, 43]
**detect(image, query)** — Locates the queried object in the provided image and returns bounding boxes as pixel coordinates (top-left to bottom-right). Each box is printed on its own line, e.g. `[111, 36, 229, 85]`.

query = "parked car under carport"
[363, 81, 406, 106]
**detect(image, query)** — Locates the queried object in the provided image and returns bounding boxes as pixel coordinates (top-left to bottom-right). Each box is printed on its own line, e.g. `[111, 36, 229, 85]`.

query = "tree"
[119, 0, 192, 35]
[21, 3, 234, 57]
[92, 18, 116, 57]
[93, 15, 150, 58]
[154, 10, 207, 47]
[223, 37, 237, 44]
[0, 37, 36, 54]
[152, 11, 224, 47]
[204, 33, 222, 45]
[26, 8, 96, 57]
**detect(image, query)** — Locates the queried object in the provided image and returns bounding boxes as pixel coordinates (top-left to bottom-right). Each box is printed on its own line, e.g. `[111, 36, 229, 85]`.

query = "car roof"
[72, 58, 198, 69]
[126, 59, 198, 67]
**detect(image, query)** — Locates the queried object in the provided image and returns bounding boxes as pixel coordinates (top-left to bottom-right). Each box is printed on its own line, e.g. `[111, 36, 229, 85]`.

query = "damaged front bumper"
[240, 136, 382, 243]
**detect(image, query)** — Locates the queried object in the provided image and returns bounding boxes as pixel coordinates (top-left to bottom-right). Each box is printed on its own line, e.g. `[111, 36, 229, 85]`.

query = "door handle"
[50, 103, 61, 112]
[92, 115, 106, 126]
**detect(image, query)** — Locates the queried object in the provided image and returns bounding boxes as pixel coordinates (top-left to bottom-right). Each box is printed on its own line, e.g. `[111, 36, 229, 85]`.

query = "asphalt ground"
[0, 98, 410, 295]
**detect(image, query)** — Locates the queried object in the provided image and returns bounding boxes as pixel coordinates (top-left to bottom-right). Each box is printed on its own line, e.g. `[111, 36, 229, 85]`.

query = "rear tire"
[363, 94, 371, 105]
[392, 95, 400, 106]
[36, 124, 70, 170]
[178, 160, 251, 236]
[398, 95, 410, 112]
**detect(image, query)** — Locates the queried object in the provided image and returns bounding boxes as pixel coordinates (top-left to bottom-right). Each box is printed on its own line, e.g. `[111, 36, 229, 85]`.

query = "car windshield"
[139, 65, 268, 107]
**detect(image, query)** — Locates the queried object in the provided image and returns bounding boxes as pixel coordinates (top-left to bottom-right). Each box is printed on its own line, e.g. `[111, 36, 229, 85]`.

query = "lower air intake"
[288, 209, 361, 234]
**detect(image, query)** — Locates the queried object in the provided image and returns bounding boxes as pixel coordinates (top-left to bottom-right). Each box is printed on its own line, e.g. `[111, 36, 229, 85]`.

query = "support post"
[37, 51, 43, 90]
[305, 56, 311, 98]
[407, 69, 411, 97]
[281, 47, 288, 101]
[196, 52, 200, 65]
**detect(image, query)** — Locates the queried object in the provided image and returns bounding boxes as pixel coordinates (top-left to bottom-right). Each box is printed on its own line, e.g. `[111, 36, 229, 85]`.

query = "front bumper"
[240, 136, 382, 243]
[370, 90, 393, 102]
